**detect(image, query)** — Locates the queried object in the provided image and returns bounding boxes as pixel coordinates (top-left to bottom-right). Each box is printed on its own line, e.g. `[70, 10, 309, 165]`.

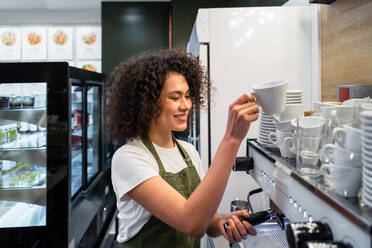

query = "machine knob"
[233, 157, 254, 171]
[286, 221, 333, 248]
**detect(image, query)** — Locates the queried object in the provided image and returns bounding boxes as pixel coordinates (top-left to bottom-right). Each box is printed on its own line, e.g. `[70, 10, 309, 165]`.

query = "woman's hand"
[224, 93, 259, 143]
[218, 209, 257, 243]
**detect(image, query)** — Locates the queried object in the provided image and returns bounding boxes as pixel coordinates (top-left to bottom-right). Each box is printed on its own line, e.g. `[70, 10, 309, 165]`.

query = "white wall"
[284, 0, 310, 6]
[0, 9, 101, 24]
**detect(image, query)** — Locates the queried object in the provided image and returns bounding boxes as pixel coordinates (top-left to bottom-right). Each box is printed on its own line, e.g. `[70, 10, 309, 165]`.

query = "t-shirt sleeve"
[111, 146, 158, 201]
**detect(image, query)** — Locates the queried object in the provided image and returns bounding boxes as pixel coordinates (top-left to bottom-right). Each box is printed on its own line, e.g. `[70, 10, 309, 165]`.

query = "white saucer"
[286, 90, 304, 94]
[362, 191, 372, 207]
[362, 137, 372, 146]
[257, 139, 276, 148]
[259, 124, 276, 130]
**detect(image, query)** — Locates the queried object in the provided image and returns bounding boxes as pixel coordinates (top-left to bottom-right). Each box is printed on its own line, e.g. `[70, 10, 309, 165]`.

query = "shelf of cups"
[246, 139, 372, 232]
[0, 108, 46, 128]
[0, 147, 46, 166]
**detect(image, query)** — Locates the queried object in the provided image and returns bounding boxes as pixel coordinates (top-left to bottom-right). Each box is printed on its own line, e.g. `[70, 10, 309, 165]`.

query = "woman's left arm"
[207, 210, 256, 243]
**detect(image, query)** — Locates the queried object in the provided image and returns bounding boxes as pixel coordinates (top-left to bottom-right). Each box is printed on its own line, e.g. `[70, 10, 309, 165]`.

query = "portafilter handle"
[223, 210, 275, 232]
[247, 188, 263, 213]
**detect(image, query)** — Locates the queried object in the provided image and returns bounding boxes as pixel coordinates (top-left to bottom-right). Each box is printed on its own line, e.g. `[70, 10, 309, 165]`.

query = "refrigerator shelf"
[0, 108, 46, 128]
[0, 186, 46, 205]
[0, 147, 46, 166]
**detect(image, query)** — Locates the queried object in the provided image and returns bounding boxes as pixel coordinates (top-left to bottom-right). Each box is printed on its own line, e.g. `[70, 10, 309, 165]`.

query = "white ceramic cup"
[313, 102, 336, 114]
[361, 103, 372, 111]
[321, 143, 362, 167]
[252, 80, 288, 115]
[320, 163, 362, 197]
[272, 103, 304, 123]
[268, 130, 295, 158]
[284, 135, 296, 155]
[274, 119, 294, 132]
[332, 125, 362, 153]
[321, 105, 354, 126]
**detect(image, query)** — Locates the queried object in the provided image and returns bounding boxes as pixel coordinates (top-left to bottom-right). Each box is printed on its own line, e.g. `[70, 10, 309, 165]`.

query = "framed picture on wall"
[0, 25, 21, 61]
[76, 26, 101, 60]
[48, 26, 73, 60]
[22, 26, 47, 60]
[76, 60, 102, 73]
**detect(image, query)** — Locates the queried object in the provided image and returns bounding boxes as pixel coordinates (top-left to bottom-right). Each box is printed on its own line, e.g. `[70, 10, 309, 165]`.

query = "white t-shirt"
[111, 137, 205, 243]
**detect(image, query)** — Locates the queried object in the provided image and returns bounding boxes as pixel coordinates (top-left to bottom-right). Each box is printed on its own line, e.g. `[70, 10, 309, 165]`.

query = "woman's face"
[154, 72, 192, 134]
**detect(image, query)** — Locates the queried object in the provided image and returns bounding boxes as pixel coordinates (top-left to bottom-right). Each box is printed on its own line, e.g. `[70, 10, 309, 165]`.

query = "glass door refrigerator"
[0, 62, 116, 248]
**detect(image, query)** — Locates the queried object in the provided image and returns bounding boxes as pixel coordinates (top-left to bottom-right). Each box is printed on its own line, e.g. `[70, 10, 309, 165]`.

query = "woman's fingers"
[228, 218, 242, 242]
[232, 215, 247, 238]
[242, 221, 257, 236]
[232, 93, 256, 105]
[219, 221, 230, 241]
[235, 210, 256, 236]
[235, 102, 260, 123]
[225, 93, 260, 141]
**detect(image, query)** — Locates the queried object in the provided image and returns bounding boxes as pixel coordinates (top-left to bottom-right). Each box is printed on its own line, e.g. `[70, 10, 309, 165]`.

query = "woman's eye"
[185, 95, 191, 99]
[170, 97, 179, 100]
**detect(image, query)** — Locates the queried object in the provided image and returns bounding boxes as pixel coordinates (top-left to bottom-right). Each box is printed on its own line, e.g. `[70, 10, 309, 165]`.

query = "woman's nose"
[180, 97, 191, 110]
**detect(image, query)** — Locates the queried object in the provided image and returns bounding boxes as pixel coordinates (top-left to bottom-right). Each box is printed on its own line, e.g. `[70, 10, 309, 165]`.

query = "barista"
[109, 49, 260, 247]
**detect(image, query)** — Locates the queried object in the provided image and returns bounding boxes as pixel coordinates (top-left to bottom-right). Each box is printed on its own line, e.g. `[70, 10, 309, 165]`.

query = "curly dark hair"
[107, 49, 210, 143]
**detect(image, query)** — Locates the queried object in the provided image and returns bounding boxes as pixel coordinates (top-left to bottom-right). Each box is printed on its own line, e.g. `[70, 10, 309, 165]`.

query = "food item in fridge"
[10, 95, 23, 108]
[0, 162, 41, 188]
[27, 32, 41, 45]
[82, 32, 96, 45]
[72, 109, 83, 130]
[0, 160, 17, 174]
[9, 171, 38, 187]
[0, 96, 10, 109]
[82, 64, 96, 72]
[22, 95, 35, 108]
[53, 30, 68, 45]
[1, 31, 16, 46]
[0, 126, 6, 144]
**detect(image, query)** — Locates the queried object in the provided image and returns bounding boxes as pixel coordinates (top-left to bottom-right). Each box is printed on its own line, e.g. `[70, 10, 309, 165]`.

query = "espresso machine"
[224, 139, 372, 248]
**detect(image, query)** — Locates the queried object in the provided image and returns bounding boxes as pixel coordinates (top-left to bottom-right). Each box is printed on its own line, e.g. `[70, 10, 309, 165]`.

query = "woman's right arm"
[127, 93, 259, 237]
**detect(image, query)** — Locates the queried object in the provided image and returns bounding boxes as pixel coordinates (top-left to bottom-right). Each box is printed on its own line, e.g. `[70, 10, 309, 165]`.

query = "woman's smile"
[174, 113, 188, 122]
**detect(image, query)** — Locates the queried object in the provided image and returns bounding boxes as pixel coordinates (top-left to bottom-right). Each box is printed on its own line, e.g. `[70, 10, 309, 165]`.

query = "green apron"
[116, 136, 201, 248]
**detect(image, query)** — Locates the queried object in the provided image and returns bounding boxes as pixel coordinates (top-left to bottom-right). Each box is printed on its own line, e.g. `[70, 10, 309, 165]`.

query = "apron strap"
[141, 136, 194, 172]
[141, 136, 167, 174]
[173, 138, 194, 168]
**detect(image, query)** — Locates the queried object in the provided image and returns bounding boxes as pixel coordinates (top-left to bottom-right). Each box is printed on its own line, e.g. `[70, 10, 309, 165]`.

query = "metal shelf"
[0, 147, 46, 166]
[0, 108, 46, 128]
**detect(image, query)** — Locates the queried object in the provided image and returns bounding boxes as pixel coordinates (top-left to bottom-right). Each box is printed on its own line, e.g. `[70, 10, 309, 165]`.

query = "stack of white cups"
[269, 90, 304, 158]
[320, 124, 362, 198]
[253, 80, 288, 148]
[257, 112, 277, 148]
[360, 111, 372, 207]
